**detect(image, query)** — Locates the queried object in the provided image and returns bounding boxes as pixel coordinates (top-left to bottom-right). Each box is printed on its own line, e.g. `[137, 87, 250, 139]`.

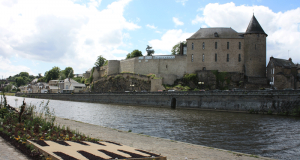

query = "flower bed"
[0, 93, 100, 159]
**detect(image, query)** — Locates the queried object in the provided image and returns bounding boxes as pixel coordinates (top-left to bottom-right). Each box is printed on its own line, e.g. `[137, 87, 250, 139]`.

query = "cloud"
[0, 0, 140, 74]
[191, 2, 300, 63]
[176, 0, 188, 6]
[173, 17, 184, 26]
[146, 24, 157, 29]
[148, 29, 193, 52]
[0, 56, 33, 77]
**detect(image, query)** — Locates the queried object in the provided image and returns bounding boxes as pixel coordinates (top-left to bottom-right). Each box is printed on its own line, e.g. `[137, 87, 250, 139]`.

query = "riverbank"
[16, 92, 300, 114]
[54, 116, 274, 160]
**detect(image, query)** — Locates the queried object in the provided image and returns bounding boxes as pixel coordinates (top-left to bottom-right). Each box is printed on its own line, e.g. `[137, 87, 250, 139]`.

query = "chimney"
[288, 58, 292, 62]
[270, 56, 273, 60]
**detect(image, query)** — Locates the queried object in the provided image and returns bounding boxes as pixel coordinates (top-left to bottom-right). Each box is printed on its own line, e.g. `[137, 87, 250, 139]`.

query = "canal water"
[6, 96, 300, 160]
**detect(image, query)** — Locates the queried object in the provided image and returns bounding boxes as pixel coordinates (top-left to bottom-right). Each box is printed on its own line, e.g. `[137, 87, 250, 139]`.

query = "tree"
[146, 45, 155, 56]
[63, 67, 74, 78]
[45, 67, 61, 82]
[20, 72, 29, 78]
[126, 50, 143, 59]
[15, 77, 26, 87]
[171, 41, 186, 55]
[94, 55, 107, 67]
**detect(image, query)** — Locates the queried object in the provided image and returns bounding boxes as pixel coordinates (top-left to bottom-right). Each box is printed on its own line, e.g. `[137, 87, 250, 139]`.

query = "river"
[5, 96, 300, 160]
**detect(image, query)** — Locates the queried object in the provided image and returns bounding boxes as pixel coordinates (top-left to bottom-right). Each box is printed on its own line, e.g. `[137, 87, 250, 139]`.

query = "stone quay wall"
[16, 91, 300, 112]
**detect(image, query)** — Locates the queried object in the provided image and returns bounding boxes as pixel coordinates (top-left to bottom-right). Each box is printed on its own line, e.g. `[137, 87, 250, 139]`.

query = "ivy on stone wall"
[212, 70, 230, 90]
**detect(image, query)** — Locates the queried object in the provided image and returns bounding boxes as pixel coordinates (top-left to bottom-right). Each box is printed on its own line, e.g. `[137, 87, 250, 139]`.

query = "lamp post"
[130, 84, 135, 92]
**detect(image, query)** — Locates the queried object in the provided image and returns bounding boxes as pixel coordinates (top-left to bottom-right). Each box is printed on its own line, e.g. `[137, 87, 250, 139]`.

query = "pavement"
[0, 136, 29, 160]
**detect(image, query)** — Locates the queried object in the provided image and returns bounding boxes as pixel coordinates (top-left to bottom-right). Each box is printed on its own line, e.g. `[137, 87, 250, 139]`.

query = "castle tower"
[244, 15, 268, 77]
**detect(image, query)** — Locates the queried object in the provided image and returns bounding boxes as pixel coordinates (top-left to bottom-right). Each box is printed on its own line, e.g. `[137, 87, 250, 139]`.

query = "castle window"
[192, 43, 194, 50]
[239, 42, 241, 49]
[215, 42, 217, 49]
[202, 54, 205, 62]
[215, 53, 217, 62]
[166, 65, 168, 68]
[227, 42, 229, 49]
[214, 32, 218, 37]
[255, 44, 256, 50]
[191, 54, 194, 62]
[238, 54, 241, 62]
[202, 42, 205, 49]
[203, 67, 206, 70]
[227, 54, 229, 62]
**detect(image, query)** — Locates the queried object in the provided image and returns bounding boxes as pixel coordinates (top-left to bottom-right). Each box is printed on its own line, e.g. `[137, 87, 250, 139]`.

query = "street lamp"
[130, 84, 135, 92]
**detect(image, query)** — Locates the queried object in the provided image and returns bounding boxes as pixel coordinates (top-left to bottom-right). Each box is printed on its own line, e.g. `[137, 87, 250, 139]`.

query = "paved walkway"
[0, 116, 275, 160]
[54, 117, 275, 160]
[0, 136, 29, 160]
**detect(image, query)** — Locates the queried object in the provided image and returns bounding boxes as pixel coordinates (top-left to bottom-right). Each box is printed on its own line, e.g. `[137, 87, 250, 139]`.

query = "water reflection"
[6, 96, 300, 160]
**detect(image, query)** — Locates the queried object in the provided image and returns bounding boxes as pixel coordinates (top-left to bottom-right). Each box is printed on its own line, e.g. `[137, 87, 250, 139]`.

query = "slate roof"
[271, 58, 296, 68]
[187, 28, 243, 39]
[245, 15, 267, 36]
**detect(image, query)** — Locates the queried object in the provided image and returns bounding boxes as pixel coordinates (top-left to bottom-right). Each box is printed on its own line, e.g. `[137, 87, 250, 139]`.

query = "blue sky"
[0, 0, 300, 78]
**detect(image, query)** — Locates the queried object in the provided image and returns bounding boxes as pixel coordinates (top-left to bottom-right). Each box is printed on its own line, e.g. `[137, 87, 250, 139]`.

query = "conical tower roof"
[245, 15, 267, 36]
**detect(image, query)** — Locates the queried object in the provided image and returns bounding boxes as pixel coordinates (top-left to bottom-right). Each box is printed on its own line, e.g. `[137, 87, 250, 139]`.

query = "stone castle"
[88, 15, 271, 91]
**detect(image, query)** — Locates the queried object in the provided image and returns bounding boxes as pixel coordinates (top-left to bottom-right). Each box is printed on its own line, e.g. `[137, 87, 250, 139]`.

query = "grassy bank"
[0, 92, 15, 96]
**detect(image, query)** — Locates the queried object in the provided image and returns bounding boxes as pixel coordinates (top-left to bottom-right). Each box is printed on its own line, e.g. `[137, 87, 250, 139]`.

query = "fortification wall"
[186, 38, 244, 74]
[119, 59, 135, 73]
[107, 60, 120, 75]
[17, 92, 300, 113]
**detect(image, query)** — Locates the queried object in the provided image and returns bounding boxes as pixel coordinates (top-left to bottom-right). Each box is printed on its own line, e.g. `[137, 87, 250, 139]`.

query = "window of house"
[238, 54, 241, 62]
[192, 43, 194, 50]
[239, 42, 241, 49]
[215, 53, 217, 62]
[191, 54, 194, 62]
[215, 42, 217, 49]
[202, 54, 205, 62]
[227, 54, 229, 62]
[202, 42, 205, 49]
[227, 42, 229, 49]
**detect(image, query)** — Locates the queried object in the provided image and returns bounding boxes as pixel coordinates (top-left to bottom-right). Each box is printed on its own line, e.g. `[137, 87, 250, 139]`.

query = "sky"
[0, 0, 300, 78]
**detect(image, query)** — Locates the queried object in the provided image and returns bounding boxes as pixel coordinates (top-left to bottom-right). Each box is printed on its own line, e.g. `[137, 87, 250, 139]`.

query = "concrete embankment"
[54, 116, 274, 160]
[16, 91, 300, 112]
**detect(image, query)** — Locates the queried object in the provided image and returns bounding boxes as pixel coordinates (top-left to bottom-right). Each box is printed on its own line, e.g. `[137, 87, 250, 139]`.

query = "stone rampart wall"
[16, 92, 300, 112]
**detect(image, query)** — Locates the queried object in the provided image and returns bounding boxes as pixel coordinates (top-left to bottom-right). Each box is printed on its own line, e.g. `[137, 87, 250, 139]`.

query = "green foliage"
[59, 71, 66, 80]
[94, 55, 107, 67]
[73, 77, 85, 84]
[15, 77, 26, 87]
[212, 71, 230, 90]
[44, 66, 61, 82]
[20, 72, 29, 78]
[37, 77, 46, 82]
[183, 73, 197, 82]
[89, 67, 94, 83]
[3, 84, 12, 92]
[103, 60, 108, 66]
[171, 41, 186, 55]
[126, 50, 143, 59]
[63, 67, 74, 78]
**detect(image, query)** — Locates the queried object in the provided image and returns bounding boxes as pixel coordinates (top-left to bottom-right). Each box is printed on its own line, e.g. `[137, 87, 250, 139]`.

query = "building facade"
[186, 15, 267, 79]
[92, 15, 268, 87]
